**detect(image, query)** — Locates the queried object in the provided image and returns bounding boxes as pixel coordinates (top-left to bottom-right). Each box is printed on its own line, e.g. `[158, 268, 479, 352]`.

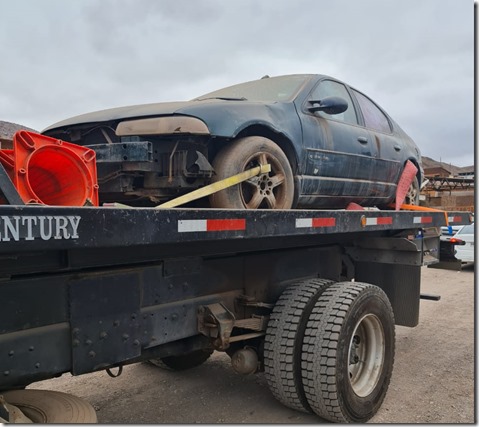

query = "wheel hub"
[241, 152, 287, 209]
[258, 174, 274, 197]
[348, 314, 385, 397]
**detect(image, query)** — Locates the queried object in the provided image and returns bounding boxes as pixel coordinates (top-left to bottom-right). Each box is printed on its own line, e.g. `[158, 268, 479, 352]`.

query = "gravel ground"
[30, 264, 475, 423]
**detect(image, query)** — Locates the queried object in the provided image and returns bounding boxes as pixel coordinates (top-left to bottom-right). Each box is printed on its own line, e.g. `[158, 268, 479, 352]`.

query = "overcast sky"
[0, 0, 474, 166]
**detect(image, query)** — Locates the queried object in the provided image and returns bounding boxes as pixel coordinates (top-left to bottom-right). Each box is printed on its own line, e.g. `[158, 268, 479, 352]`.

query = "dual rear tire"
[265, 280, 395, 423]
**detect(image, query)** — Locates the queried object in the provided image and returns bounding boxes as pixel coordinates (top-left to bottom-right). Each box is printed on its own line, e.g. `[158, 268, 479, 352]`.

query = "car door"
[299, 79, 378, 206]
[350, 88, 403, 192]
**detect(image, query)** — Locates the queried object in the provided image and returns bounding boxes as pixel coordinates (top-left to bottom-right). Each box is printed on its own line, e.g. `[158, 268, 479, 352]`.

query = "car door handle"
[357, 136, 368, 144]
[394, 144, 401, 152]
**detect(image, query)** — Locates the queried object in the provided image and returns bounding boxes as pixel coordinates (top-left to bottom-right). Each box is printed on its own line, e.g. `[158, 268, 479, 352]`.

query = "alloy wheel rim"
[241, 152, 287, 209]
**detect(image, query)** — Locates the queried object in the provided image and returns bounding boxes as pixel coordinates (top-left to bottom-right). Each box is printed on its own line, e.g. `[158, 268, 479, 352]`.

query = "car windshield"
[194, 75, 311, 102]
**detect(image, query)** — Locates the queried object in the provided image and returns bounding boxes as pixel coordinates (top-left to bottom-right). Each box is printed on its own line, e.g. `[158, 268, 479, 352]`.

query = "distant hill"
[422, 156, 473, 176]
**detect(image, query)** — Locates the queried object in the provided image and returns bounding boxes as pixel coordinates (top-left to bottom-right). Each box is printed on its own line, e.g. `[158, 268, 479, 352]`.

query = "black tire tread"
[264, 278, 334, 412]
[301, 281, 395, 423]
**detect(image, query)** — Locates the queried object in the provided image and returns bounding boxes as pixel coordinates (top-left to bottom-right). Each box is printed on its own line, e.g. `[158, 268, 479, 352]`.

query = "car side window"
[310, 80, 358, 125]
[352, 89, 392, 134]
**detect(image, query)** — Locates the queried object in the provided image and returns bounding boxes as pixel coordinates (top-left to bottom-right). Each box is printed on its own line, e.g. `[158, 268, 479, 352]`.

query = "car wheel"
[1, 389, 97, 423]
[148, 348, 213, 371]
[405, 176, 420, 205]
[210, 137, 295, 209]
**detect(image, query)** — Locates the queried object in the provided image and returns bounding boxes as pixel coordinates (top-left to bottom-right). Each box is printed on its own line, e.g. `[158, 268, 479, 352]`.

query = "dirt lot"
[31, 265, 474, 423]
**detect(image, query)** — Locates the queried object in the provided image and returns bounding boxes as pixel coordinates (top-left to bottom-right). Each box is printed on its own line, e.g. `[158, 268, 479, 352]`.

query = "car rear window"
[458, 224, 474, 235]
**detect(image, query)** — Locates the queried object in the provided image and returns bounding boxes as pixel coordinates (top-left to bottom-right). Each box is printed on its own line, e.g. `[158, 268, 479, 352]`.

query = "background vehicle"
[441, 225, 462, 236]
[42, 74, 423, 209]
[453, 223, 474, 263]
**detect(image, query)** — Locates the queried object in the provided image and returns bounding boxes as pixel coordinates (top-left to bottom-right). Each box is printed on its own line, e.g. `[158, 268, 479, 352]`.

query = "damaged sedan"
[43, 74, 423, 209]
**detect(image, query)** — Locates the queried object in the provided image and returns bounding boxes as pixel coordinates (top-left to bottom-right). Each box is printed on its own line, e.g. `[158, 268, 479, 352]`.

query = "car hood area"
[42, 101, 205, 132]
[42, 99, 301, 142]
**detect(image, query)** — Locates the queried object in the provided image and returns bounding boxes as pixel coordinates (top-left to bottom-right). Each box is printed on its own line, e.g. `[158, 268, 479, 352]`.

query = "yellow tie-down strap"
[155, 164, 272, 209]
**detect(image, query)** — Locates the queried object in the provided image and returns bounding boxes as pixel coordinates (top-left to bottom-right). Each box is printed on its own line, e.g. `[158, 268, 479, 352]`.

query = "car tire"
[148, 348, 213, 371]
[209, 137, 295, 209]
[264, 278, 334, 413]
[405, 176, 420, 205]
[301, 282, 395, 423]
[1, 389, 98, 423]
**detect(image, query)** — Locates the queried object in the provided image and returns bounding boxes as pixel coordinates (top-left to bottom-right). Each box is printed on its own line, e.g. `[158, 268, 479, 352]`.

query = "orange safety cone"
[0, 131, 99, 206]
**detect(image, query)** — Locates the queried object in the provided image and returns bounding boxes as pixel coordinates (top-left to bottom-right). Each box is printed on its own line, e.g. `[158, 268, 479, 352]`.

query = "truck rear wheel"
[149, 348, 214, 371]
[1, 389, 97, 423]
[264, 278, 334, 412]
[301, 282, 395, 423]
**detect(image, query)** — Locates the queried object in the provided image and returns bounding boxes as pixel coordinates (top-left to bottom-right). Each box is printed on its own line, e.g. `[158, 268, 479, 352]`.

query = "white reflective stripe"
[365, 218, 377, 226]
[448, 216, 454, 222]
[413, 217, 422, 223]
[296, 218, 313, 228]
[178, 220, 207, 232]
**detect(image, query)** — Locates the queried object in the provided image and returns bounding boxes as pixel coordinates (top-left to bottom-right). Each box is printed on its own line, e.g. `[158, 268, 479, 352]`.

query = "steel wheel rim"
[240, 151, 287, 209]
[406, 181, 418, 205]
[348, 314, 385, 397]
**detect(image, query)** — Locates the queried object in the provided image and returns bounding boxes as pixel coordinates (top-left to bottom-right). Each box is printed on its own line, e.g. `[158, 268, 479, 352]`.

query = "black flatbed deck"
[0, 204, 470, 255]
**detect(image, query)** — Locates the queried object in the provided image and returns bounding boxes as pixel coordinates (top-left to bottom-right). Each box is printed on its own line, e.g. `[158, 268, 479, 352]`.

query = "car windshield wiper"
[195, 96, 248, 101]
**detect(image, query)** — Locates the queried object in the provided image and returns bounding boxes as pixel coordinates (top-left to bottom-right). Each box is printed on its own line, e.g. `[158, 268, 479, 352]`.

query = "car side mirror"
[308, 96, 348, 115]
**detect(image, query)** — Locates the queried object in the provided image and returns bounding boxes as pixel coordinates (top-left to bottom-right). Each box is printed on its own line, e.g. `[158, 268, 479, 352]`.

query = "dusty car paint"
[116, 116, 210, 136]
[43, 74, 422, 208]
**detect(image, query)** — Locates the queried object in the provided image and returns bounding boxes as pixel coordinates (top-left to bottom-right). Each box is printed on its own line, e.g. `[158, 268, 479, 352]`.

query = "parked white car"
[454, 223, 474, 263]
[441, 225, 462, 236]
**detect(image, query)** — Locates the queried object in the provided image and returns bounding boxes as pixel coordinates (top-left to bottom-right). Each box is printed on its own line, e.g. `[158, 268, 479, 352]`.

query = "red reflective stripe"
[422, 216, 433, 223]
[312, 217, 336, 227]
[206, 219, 246, 231]
[377, 217, 393, 225]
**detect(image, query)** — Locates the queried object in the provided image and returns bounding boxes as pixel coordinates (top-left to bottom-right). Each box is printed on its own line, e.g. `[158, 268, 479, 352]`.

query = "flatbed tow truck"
[0, 164, 472, 422]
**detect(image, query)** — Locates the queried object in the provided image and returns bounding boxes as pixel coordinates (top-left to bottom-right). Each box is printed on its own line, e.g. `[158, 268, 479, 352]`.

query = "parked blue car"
[43, 74, 423, 209]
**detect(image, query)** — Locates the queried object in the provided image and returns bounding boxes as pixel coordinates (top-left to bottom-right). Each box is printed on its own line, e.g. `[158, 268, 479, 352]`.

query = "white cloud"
[0, 0, 473, 166]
